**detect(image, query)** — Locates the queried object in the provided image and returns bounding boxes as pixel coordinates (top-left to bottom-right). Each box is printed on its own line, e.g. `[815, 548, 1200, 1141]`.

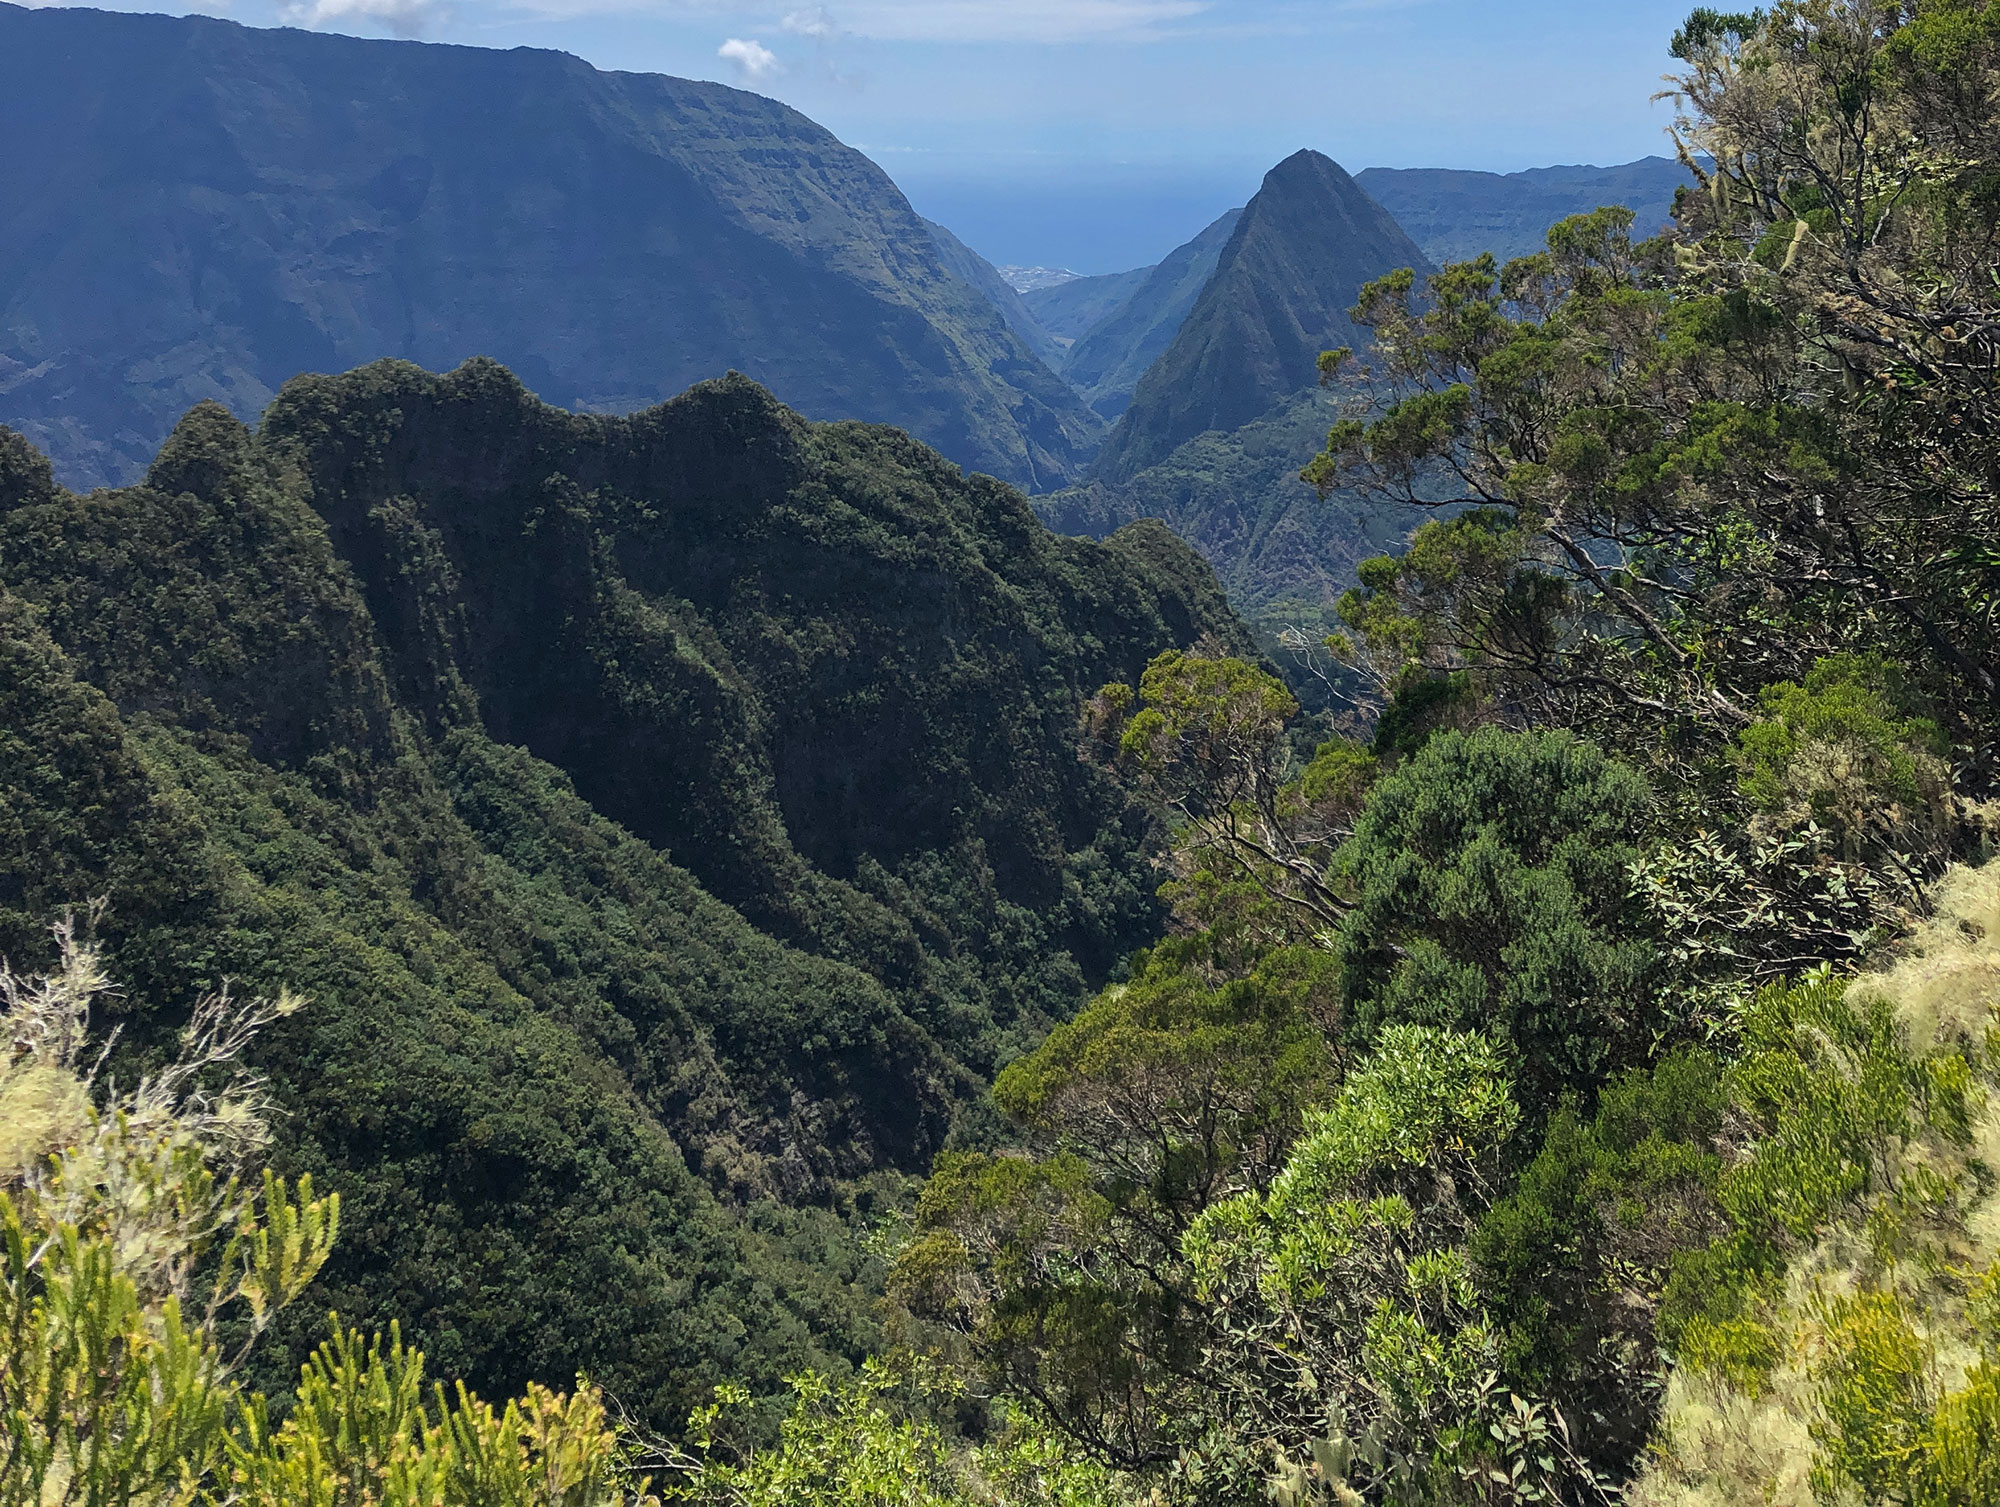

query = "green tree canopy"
[1332, 727, 1658, 1113]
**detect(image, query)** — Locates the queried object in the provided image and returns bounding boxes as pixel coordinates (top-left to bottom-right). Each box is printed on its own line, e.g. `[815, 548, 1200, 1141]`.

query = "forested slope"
[0, 359, 1245, 1432]
[1035, 389, 1429, 634]
[878, 7, 2000, 1505]
[924, 217, 1070, 370]
[8, 9, 1999, 1507]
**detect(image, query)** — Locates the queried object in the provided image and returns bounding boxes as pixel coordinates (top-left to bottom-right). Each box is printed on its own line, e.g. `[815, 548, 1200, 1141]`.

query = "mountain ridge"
[1091, 149, 1430, 485]
[1021, 267, 1156, 344]
[923, 217, 1071, 370]
[1060, 207, 1244, 422]
[0, 359, 1251, 1428]
[0, 2, 1101, 492]
[1354, 156, 1692, 265]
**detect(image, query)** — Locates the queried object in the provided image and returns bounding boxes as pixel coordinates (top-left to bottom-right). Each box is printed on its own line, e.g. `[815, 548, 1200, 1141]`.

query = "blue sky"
[36, 0, 1702, 271]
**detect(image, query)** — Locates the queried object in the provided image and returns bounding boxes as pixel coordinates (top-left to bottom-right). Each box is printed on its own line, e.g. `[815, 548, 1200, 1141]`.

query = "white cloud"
[718, 35, 781, 76]
[781, 6, 839, 38]
[283, 0, 450, 35]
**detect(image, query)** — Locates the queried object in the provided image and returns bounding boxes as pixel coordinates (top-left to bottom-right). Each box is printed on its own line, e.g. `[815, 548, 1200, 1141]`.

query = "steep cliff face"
[0, 3, 1102, 491]
[1060, 207, 1243, 421]
[1091, 151, 1429, 484]
[262, 358, 1238, 960]
[0, 361, 1247, 1432]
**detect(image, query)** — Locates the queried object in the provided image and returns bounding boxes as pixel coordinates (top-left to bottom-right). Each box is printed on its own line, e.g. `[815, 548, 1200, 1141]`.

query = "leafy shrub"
[1631, 862, 2000, 1507]
[0, 928, 657, 1507]
[663, 1360, 1115, 1506]
[1095, 649, 1366, 940]
[1659, 966, 1979, 1387]
[890, 891, 1355, 1484]
[1332, 727, 1658, 1113]
[1179, 1027, 1521, 1501]
[1737, 654, 1953, 866]
[891, 1146, 1181, 1476]
[1474, 1049, 1727, 1434]
[993, 933, 1339, 1216]
[225, 1327, 648, 1507]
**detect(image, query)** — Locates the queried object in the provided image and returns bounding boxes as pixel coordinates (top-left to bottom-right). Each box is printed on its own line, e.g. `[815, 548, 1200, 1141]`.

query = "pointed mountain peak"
[1249, 150, 1374, 212]
[1090, 150, 1430, 484]
[1268, 147, 1347, 181]
[1062, 206, 1245, 422]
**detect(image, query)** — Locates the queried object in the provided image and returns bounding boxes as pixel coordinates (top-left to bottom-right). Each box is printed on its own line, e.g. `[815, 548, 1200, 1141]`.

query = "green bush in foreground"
[664, 1361, 1113, 1507]
[1632, 862, 2000, 1507]
[0, 927, 658, 1507]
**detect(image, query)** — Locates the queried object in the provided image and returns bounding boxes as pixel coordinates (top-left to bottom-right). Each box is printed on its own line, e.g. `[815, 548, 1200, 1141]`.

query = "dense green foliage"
[8, 5, 2000, 1504]
[1332, 728, 1657, 1112]
[1472, 1049, 1728, 1460]
[664, 1361, 1113, 1506]
[886, 6, 2000, 1506]
[1312, 5, 2000, 820]
[898, 700, 1664, 1497]
[1635, 868, 2000, 1506]
[0, 362, 1244, 1436]
[0, 931, 660, 1507]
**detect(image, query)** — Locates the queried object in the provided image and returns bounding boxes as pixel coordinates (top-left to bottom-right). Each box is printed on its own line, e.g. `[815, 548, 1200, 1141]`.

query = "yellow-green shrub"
[1633, 862, 2000, 1507]
[0, 926, 655, 1507]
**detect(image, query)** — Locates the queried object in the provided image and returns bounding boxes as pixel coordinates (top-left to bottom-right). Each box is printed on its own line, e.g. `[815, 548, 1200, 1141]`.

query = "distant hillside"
[1061, 208, 1243, 422]
[923, 218, 1070, 370]
[1355, 156, 1693, 265]
[1022, 267, 1156, 344]
[1038, 388, 1426, 616]
[1092, 151, 1429, 485]
[0, 359, 1248, 1432]
[0, 3, 1102, 492]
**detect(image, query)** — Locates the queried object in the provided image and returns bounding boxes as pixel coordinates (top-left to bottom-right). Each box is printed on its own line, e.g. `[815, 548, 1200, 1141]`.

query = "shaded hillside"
[1022, 266, 1156, 344]
[1060, 208, 1243, 421]
[1038, 388, 1426, 625]
[1355, 156, 1692, 265]
[0, 3, 1102, 492]
[0, 359, 1247, 1433]
[923, 217, 1069, 370]
[1092, 152, 1428, 484]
